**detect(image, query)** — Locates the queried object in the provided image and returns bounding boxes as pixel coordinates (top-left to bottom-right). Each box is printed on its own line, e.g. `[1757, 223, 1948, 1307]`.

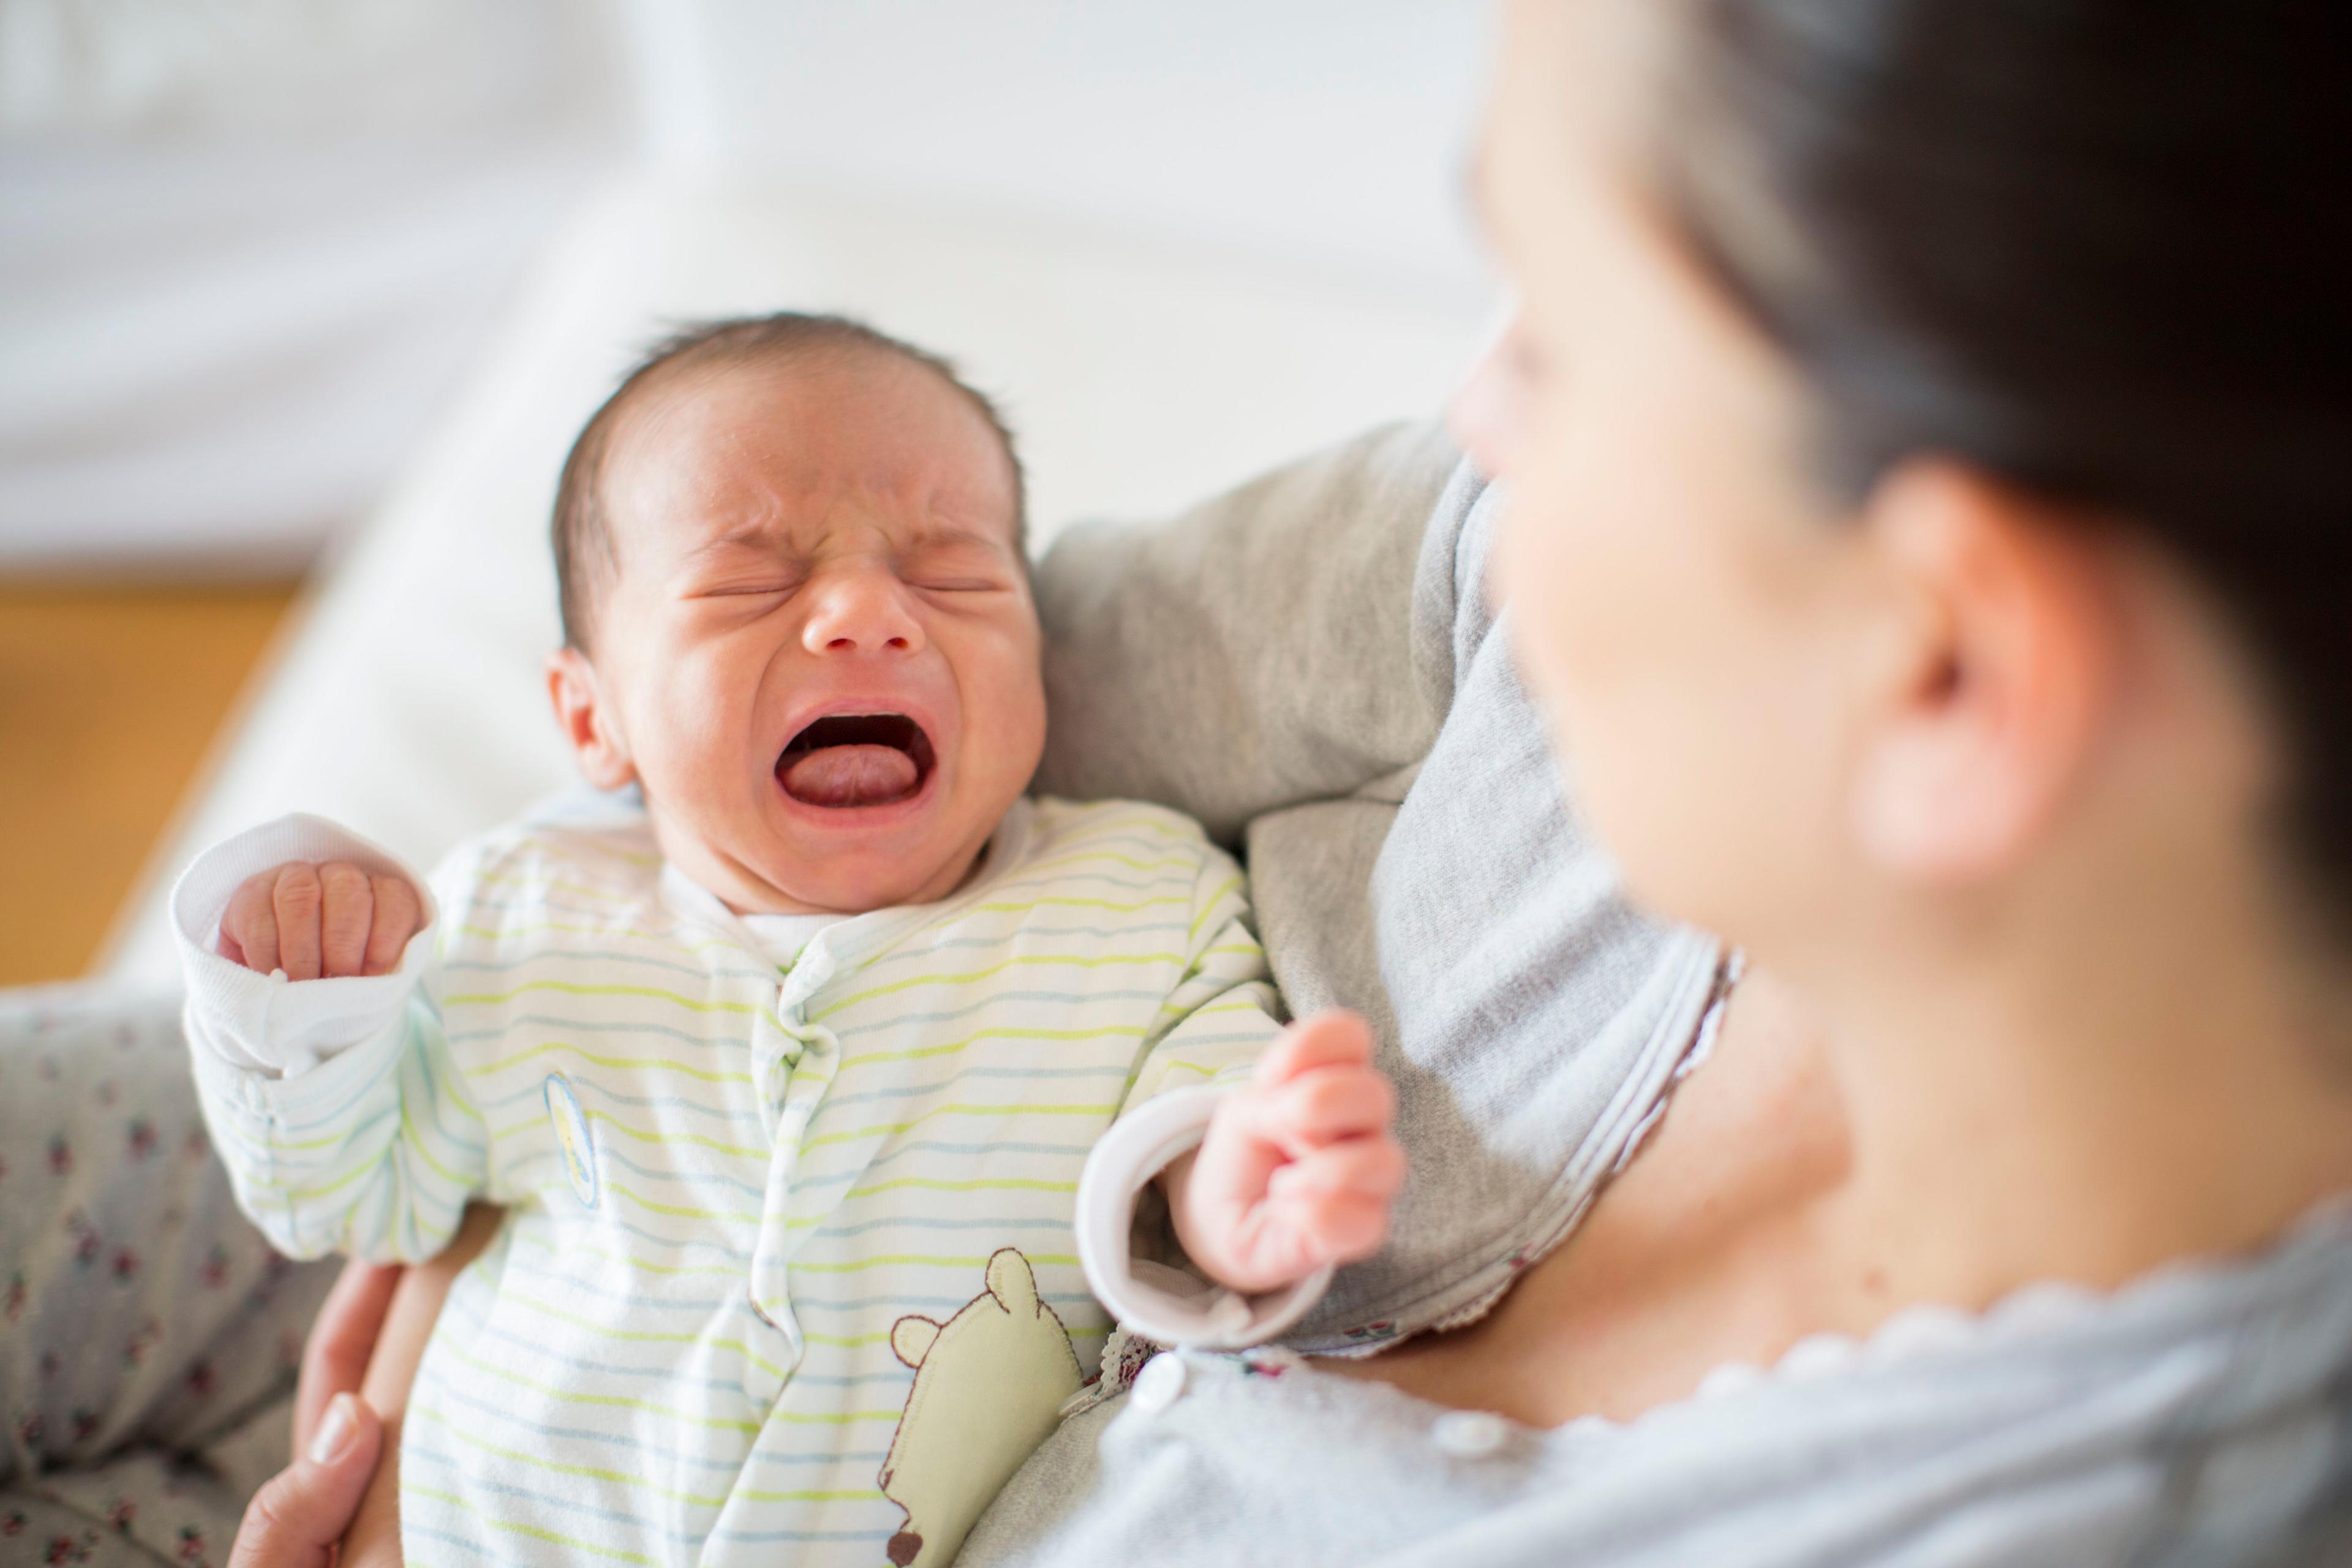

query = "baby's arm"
[174, 814, 489, 1264]
[1079, 842, 1403, 1344]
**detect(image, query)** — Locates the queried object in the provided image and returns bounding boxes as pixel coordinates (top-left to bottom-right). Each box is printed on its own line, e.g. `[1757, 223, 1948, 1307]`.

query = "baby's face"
[557, 352, 1044, 914]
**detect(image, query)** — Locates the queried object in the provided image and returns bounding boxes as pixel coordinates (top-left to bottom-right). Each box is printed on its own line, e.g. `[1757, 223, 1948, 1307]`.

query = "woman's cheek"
[1494, 481, 1605, 730]
[1450, 339, 1529, 480]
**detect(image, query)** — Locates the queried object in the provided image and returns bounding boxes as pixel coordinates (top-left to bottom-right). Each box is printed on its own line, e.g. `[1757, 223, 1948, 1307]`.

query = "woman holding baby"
[21, 0, 2352, 1562]
[957, 2, 2352, 1558]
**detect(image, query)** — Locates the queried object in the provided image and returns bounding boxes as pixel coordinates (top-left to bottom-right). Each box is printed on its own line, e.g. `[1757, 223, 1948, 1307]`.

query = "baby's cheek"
[944, 633, 1046, 788]
[650, 647, 765, 771]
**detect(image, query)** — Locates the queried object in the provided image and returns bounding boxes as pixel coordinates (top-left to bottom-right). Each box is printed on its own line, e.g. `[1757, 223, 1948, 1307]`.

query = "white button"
[1129, 1354, 1188, 1413]
[1430, 1410, 1510, 1459]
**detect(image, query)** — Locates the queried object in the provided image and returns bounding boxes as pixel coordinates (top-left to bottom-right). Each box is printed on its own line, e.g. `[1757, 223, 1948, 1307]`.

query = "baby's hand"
[1169, 1011, 1406, 1296]
[217, 862, 424, 980]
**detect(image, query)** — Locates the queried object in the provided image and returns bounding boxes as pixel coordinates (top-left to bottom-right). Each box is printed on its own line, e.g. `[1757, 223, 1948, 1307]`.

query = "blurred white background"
[0, 0, 1493, 575]
[0, 0, 1499, 981]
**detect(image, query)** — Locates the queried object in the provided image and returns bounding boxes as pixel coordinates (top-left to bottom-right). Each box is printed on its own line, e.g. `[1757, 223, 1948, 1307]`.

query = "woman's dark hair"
[1656, 1, 2352, 922]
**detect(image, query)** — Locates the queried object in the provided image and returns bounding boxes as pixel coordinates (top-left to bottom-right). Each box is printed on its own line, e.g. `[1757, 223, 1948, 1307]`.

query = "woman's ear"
[1848, 461, 2116, 884]
[546, 647, 638, 791]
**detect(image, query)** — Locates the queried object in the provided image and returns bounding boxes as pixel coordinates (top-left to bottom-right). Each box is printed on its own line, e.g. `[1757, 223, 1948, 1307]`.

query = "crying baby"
[171, 313, 1403, 1567]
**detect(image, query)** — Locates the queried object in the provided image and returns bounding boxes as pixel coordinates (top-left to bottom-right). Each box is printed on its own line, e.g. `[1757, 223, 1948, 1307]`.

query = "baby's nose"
[803, 571, 922, 655]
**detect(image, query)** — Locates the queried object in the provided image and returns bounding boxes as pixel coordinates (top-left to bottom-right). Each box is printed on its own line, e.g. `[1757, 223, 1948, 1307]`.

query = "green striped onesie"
[172, 793, 1282, 1567]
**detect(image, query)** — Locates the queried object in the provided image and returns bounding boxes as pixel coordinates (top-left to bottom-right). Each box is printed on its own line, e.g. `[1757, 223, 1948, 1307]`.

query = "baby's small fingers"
[1269, 1136, 1406, 1202]
[363, 876, 421, 977]
[1270, 1067, 1396, 1147]
[273, 864, 324, 981]
[318, 864, 375, 979]
[222, 872, 282, 975]
[1254, 1010, 1374, 1088]
[1274, 1188, 1392, 1267]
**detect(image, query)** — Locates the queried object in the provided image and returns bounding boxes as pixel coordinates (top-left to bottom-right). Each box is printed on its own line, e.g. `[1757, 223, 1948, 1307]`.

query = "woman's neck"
[1340, 919, 2351, 1430]
[1344, 836, 2352, 1431]
[1803, 835, 2352, 1311]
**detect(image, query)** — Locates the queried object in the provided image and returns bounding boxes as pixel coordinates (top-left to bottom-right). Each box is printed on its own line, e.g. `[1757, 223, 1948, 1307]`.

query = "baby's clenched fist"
[1168, 1011, 1406, 1296]
[217, 862, 424, 981]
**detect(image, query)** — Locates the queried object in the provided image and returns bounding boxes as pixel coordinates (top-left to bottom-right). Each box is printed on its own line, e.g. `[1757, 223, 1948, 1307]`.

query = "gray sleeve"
[1031, 420, 1463, 848]
[1034, 419, 1721, 1353]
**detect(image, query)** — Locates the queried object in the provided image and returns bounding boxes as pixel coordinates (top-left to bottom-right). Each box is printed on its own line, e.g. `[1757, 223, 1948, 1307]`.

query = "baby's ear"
[546, 648, 637, 791]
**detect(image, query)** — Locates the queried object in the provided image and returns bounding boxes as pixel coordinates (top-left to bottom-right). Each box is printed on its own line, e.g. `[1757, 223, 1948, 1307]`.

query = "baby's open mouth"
[777, 714, 937, 809]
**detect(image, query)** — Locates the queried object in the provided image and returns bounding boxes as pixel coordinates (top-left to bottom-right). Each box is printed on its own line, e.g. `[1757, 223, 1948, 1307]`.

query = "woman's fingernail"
[310, 1393, 360, 1464]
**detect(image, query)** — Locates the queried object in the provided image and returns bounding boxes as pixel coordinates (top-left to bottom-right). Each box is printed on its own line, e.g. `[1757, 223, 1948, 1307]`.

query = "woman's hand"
[228, 1390, 385, 1568]
[294, 1257, 406, 1456]
[1166, 1011, 1406, 1294]
[228, 1257, 404, 1568]
[230, 1205, 500, 1567]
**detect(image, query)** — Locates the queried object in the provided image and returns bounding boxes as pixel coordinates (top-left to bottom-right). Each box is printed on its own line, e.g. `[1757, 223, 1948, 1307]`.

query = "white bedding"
[104, 173, 1487, 984]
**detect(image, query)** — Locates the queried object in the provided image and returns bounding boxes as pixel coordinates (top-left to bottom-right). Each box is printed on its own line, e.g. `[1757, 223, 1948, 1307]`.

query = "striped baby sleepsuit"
[174, 793, 1281, 1567]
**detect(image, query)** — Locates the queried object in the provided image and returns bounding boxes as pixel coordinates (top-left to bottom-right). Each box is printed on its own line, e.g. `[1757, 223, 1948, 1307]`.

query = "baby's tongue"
[781, 745, 919, 807]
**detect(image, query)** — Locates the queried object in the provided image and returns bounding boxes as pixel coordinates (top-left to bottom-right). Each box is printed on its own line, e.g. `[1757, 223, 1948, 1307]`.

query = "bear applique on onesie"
[878, 1248, 1085, 1567]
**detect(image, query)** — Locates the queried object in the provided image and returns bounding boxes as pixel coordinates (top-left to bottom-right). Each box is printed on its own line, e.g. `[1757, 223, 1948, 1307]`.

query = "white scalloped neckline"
[1524, 1191, 2352, 1442]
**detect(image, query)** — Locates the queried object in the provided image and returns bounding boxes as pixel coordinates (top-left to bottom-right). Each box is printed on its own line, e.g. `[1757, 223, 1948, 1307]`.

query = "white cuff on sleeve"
[170, 813, 440, 1078]
[1076, 1085, 1333, 1351]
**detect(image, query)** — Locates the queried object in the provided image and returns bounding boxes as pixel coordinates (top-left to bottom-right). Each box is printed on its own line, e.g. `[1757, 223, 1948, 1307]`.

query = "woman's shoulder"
[1030, 422, 1476, 837]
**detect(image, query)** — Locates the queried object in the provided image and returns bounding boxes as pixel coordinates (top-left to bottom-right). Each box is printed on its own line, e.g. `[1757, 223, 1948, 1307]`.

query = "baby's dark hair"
[551, 312, 1025, 652]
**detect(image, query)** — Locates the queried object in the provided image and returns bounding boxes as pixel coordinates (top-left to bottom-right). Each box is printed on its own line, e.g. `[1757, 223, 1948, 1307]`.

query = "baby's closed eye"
[909, 576, 1008, 594]
[690, 574, 809, 599]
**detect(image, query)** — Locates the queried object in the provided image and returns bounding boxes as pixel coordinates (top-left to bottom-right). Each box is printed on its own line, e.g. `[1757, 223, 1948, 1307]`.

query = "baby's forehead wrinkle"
[667, 473, 1013, 560]
[606, 373, 1019, 570]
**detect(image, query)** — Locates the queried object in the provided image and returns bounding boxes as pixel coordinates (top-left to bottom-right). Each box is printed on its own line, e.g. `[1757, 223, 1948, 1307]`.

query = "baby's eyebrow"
[903, 522, 1012, 554]
[684, 520, 793, 559]
[677, 515, 1016, 562]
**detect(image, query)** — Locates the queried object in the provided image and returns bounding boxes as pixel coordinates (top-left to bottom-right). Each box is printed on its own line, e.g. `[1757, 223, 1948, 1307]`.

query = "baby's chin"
[654, 807, 995, 918]
[755, 839, 987, 916]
